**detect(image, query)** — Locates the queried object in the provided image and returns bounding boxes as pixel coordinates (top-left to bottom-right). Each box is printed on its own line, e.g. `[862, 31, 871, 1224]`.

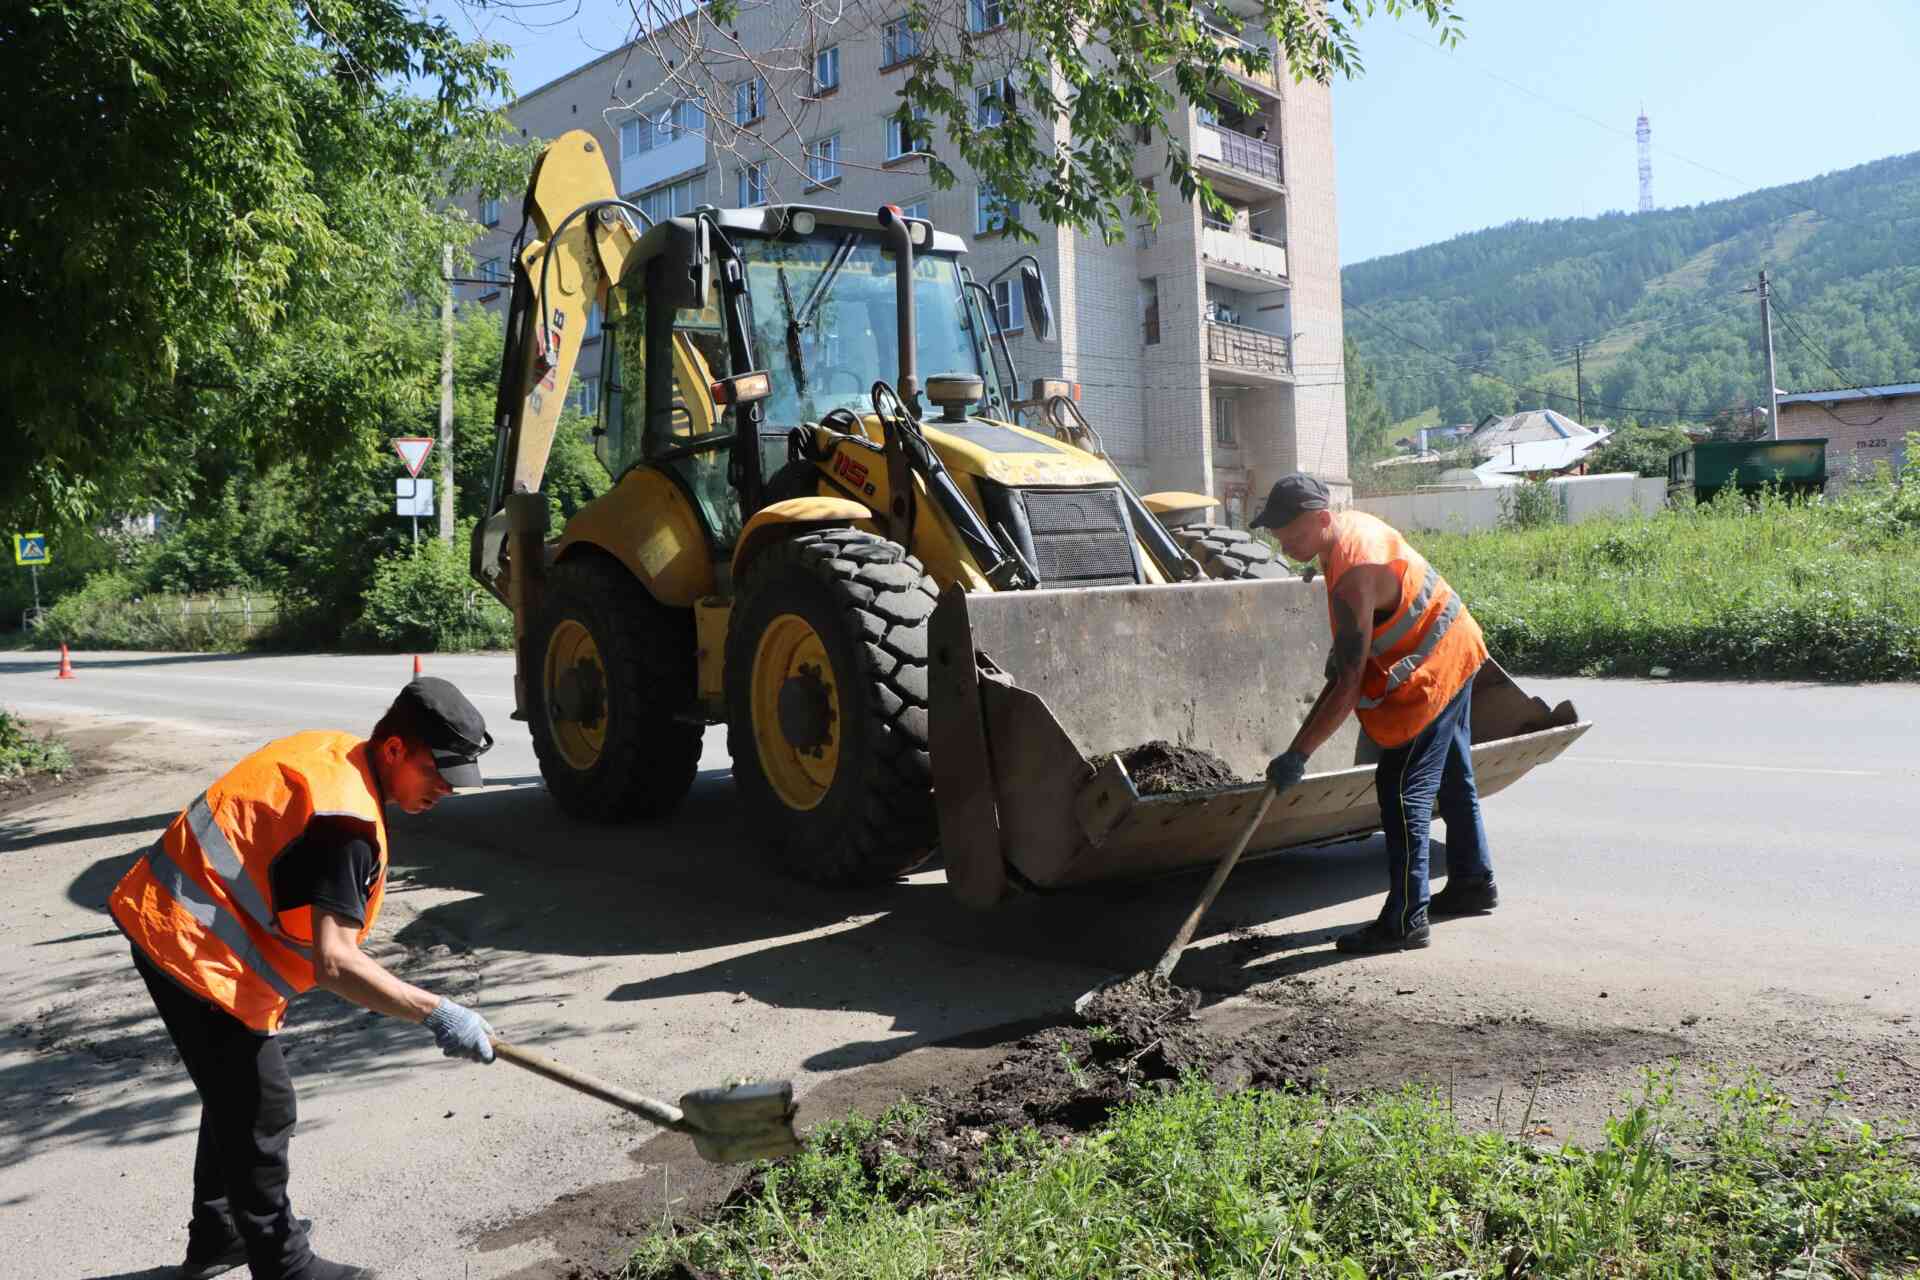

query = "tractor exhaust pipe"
[877, 205, 919, 416]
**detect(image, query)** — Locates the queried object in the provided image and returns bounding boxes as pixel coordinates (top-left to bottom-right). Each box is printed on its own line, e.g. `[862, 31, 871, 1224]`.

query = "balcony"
[1201, 220, 1288, 282]
[1204, 22, 1282, 95]
[621, 131, 705, 199]
[1194, 123, 1283, 190]
[1205, 320, 1291, 380]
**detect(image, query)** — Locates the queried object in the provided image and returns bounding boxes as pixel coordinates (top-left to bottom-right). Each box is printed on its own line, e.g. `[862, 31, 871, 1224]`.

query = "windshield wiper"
[793, 234, 858, 331]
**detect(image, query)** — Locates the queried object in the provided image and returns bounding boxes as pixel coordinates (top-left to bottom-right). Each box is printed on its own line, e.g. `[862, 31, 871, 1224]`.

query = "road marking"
[16, 670, 516, 702]
[1577, 755, 1880, 778]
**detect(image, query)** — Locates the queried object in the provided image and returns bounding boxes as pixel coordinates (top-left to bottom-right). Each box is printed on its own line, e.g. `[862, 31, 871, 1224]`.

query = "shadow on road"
[381, 769, 1435, 1072]
[4, 810, 177, 856]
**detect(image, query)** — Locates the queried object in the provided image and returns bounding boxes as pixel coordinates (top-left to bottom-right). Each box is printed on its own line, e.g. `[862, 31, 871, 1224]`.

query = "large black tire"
[1171, 523, 1294, 580]
[528, 555, 703, 821]
[725, 528, 936, 885]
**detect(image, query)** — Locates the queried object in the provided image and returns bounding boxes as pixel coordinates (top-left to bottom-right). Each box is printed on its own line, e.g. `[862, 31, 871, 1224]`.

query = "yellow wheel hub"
[544, 618, 608, 771]
[750, 613, 841, 811]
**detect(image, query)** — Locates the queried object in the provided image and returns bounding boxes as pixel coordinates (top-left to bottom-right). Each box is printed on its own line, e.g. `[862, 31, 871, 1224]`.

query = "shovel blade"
[678, 1080, 802, 1164]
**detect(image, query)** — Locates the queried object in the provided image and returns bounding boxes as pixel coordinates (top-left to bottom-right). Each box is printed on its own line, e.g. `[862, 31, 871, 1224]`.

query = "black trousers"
[132, 947, 314, 1278]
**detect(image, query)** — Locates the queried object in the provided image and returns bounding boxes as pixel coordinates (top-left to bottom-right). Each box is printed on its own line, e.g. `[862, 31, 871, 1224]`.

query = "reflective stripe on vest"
[1368, 565, 1439, 658]
[1357, 593, 1463, 710]
[186, 794, 313, 961]
[141, 841, 301, 1000]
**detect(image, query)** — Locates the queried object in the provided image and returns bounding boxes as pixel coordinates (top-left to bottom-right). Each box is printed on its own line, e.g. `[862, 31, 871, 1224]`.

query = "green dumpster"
[1667, 439, 1828, 503]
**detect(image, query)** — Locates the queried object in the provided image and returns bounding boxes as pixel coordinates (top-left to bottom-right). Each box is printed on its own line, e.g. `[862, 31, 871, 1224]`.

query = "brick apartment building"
[1775, 382, 1920, 488]
[463, 4, 1350, 516]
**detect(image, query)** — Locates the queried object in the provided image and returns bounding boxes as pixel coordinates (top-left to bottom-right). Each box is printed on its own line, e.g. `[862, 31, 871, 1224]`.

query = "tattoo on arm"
[1329, 594, 1368, 683]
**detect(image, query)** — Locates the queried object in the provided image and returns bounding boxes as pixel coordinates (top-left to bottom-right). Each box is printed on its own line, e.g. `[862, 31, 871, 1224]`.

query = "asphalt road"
[3, 649, 1915, 1278]
[5, 648, 1915, 961]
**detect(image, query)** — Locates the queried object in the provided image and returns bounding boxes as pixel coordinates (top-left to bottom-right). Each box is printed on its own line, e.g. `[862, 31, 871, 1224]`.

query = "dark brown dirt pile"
[727, 985, 1352, 1211]
[1101, 740, 1247, 795]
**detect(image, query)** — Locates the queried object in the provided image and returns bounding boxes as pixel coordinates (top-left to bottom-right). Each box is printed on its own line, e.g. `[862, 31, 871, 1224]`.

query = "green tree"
[1583, 424, 1693, 477]
[1344, 338, 1395, 461]
[0, 0, 523, 528]
[611, 0, 1460, 240]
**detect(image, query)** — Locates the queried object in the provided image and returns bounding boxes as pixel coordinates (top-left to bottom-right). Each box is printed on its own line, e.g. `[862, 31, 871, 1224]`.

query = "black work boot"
[180, 1219, 312, 1280]
[1430, 877, 1499, 916]
[1335, 918, 1432, 954]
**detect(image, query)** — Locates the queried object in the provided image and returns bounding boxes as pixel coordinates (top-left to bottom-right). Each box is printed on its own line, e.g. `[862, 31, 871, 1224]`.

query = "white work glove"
[424, 998, 495, 1064]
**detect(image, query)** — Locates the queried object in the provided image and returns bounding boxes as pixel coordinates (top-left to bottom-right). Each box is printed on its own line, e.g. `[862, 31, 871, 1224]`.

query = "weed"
[0, 708, 73, 781]
[624, 1075, 1920, 1279]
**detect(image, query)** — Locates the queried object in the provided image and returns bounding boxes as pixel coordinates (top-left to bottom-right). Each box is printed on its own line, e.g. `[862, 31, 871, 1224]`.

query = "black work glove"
[1266, 750, 1309, 793]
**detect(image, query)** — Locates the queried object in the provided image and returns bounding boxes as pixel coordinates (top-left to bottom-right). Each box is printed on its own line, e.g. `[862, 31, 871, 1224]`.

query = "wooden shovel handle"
[491, 1038, 688, 1132]
[1151, 783, 1278, 981]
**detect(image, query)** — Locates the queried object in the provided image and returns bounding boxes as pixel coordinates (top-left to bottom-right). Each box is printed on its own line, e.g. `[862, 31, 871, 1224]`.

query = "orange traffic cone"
[56, 643, 75, 680]
[412, 654, 423, 678]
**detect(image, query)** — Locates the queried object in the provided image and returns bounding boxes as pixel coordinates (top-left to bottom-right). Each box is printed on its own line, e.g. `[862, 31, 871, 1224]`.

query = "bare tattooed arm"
[1287, 565, 1398, 759]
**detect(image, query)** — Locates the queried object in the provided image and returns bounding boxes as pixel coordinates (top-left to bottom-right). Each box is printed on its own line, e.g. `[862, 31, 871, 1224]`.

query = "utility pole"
[1757, 269, 1779, 441]
[1573, 343, 1585, 422]
[439, 243, 456, 543]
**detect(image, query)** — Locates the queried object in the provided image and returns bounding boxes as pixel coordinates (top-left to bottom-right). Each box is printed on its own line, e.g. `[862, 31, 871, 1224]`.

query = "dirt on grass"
[1102, 740, 1247, 795]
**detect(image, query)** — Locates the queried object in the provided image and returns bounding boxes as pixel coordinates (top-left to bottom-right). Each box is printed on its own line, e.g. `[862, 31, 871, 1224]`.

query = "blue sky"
[436, 0, 1920, 266]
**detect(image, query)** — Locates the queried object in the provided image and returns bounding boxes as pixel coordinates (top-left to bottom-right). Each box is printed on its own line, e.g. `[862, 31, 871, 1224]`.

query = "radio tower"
[1636, 107, 1653, 212]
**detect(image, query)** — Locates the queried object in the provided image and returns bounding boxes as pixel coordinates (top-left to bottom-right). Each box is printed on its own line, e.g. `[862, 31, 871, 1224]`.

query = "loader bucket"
[927, 578, 1589, 907]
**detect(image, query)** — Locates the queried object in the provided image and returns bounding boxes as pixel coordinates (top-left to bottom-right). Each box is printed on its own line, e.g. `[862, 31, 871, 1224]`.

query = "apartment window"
[976, 184, 1016, 235]
[882, 16, 920, 66]
[968, 0, 1005, 32]
[738, 161, 767, 207]
[990, 278, 1025, 333]
[814, 45, 840, 93]
[570, 377, 599, 417]
[1140, 277, 1160, 345]
[585, 302, 603, 340]
[807, 133, 842, 185]
[476, 256, 506, 284]
[479, 194, 501, 226]
[974, 77, 1013, 128]
[1213, 395, 1236, 447]
[672, 99, 705, 138]
[637, 173, 702, 224]
[886, 105, 930, 161]
[734, 78, 765, 126]
[901, 199, 930, 220]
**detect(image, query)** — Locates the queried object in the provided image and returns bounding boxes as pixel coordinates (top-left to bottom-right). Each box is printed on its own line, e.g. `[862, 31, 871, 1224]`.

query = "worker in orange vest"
[1255, 474, 1497, 954]
[108, 678, 497, 1280]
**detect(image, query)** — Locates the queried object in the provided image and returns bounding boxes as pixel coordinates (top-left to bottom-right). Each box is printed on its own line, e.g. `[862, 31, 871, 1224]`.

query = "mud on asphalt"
[495, 967, 1920, 1280]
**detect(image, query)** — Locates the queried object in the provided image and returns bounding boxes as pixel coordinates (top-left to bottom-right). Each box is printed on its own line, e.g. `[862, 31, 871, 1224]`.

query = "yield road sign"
[13, 533, 50, 566]
[392, 436, 434, 477]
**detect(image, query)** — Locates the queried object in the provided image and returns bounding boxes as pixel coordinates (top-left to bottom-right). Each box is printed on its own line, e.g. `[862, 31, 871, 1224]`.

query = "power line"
[1768, 297, 1856, 389]
[1348, 301, 1723, 423]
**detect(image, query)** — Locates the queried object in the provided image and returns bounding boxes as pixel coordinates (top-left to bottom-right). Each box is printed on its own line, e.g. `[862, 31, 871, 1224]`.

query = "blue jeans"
[1375, 675, 1492, 936]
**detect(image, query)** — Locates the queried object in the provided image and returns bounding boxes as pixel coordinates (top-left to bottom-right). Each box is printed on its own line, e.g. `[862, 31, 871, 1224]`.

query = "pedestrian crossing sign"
[13, 533, 49, 566]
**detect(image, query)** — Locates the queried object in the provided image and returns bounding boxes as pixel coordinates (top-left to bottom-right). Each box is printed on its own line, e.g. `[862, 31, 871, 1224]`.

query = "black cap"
[392, 677, 493, 789]
[1250, 472, 1330, 530]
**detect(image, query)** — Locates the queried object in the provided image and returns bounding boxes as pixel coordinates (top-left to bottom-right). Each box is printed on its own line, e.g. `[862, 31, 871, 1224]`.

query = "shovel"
[493, 1038, 802, 1164]
[1071, 680, 1339, 1018]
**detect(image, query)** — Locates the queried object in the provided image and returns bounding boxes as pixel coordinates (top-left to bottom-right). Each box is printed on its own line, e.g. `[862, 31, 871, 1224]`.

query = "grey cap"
[1250, 473, 1330, 530]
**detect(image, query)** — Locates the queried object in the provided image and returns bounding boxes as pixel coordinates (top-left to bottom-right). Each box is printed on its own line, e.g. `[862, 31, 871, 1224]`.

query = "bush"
[30, 572, 266, 651]
[0, 708, 73, 780]
[1497, 477, 1561, 530]
[353, 529, 512, 652]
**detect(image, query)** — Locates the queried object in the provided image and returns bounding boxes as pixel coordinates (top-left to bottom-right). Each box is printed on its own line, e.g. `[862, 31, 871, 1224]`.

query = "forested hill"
[1339, 151, 1920, 444]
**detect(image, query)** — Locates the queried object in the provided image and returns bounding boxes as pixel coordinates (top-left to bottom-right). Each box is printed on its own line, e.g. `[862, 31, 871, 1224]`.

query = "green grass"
[1418, 479, 1920, 682]
[0, 708, 73, 781]
[627, 1074, 1919, 1279]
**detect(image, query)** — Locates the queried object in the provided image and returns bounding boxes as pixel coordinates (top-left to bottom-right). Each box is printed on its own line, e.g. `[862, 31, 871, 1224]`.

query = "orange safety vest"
[109, 731, 389, 1033]
[1322, 511, 1488, 749]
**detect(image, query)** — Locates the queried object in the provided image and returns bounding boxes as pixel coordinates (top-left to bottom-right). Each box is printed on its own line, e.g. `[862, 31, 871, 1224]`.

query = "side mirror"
[1021, 262, 1056, 342]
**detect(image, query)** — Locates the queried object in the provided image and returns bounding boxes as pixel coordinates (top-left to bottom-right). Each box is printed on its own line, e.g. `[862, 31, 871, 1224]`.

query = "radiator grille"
[1019, 487, 1139, 587]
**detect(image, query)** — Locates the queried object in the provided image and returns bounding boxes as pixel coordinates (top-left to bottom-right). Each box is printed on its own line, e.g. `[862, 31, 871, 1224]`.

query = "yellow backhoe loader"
[471, 131, 1589, 906]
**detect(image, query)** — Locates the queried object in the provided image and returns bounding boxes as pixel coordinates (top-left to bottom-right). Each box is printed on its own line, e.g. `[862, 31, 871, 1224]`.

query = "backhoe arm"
[471, 129, 643, 714]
